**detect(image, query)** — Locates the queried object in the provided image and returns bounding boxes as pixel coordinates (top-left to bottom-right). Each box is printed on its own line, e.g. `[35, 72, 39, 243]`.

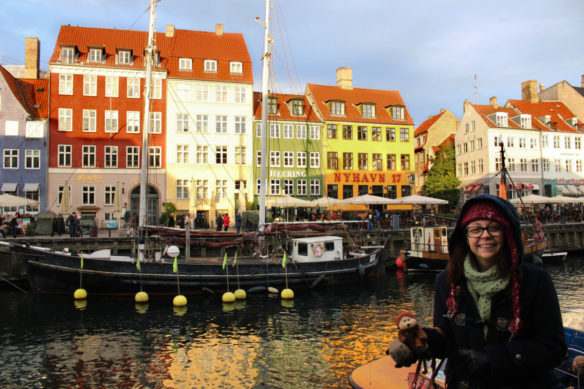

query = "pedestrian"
[390, 194, 567, 387]
[235, 213, 242, 233]
[215, 213, 223, 231]
[67, 212, 78, 238]
[51, 215, 59, 237]
[179, 215, 185, 229]
[168, 213, 175, 228]
[366, 212, 373, 231]
[223, 213, 230, 231]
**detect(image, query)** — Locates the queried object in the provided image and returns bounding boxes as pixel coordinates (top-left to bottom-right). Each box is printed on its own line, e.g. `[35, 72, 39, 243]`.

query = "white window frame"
[297, 179, 307, 196]
[204, 59, 217, 72]
[283, 124, 294, 139]
[149, 112, 162, 134]
[297, 152, 307, 168]
[216, 115, 227, 133]
[179, 58, 192, 71]
[59, 74, 73, 95]
[152, 78, 162, 99]
[233, 86, 246, 103]
[58, 145, 72, 167]
[196, 180, 208, 200]
[270, 179, 280, 195]
[127, 111, 140, 133]
[176, 144, 189, 164]
[83, 109, 97, 132]
[230, 61, 243, 74]
[297, 125, 307, 139]
[82, 185, 95, 205]
[104, 146, 118, 168]
[235, 146, 246, 165]
[82, 145, 96, 168]
[216, 85, 228, 102]
[270, 123, 280, 138]
[127, 77, 140, 98]
[216, 180, 228, 199]
[176, 179, 189, 200]
[104, 185, 115, 205]
[310, 152, 320, 168]
[148, 146, 161, 168]
[270, 151, 280, 167]
[196, 114, 208, 133]
[284, 151, 294, 168]
[126, 146, 140, 168]
[309, 125, 320, 140]
[3, 149, 18, 169]
[61, 47, 74, 64]
[58, 108, 72, 131]
[105, 110, 119, 133]
[83, 74, 97, 96]
[176, 113, 189, 133]
[310, 179, 320, 196]
[89, 48, 102, 63]
[25, 149, 40, 169]
[196, 146, 208, 164]
[215, 146, 227, 164]
[283, 179, 294, 195]
[118, 50, 131, 65]
[234, 116, 246, 133]
[105, 76, 119, 97]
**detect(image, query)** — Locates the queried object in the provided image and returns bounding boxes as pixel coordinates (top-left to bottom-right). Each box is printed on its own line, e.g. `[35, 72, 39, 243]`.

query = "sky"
[1, 0, 583, 126]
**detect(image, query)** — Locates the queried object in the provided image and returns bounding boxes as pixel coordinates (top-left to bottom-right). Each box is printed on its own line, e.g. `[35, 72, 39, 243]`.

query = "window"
[520, 114, 531, 129]
[105, 76, 119, 97]
[343, 125, 352, 140]
[270, 124, 280, 138]
[292, 99, 304, 115]
[519, 158, 527, 172]
[463, 162, 468, 176]
[343, 185, 354, 199]
[58, 74, 73, 95]
[88, 48, 102, 63]
[542, 159, 550, 172]
[179, 58, 192, 70]
[343, 153, 353, 170]
[477, 138, 483, 149]
[357, 153, 367, 170]
[216, 115, 227, 133]
[508, 158, 515, 172]
[387, 154, 396, 170]
[176, 180, 189, 200]
[565, 160, 572, 172]
[284, 151, 294, 167]
[400, 128, 410, 142]
[530, 138, 536, 148]
[553, 136, 560, 149]
[270, 179, 280, 195]
[235, 147, 246, 165]
[235, 180, 246, 194]
[358, 126, 367, 140]
[127, 77, 140, 98]
[104, 146, 118, 168]
[554, 159, 561, 172]
[61, 47, 74, 64]
[126, 146, 139, 168]
[470, 160, 476, 175]
[104, 185, 115, 205]
[58, 108, 72, 131]
[195, 84, 209, 101]
[118, 50, 131, 64]
[401, 185, 412, 197]
[282, 124, 294, 139]
[230, 61, 243, 74]
[372, 127, 382, 141]
[386, 185, 397, 199]
[25, 149, 40, 169]
[519, 138, 526, 148]
[478, 159, 484, 173]
[127, 111, 140, 133]
[576, 160, 583, 173]
[542, 135, 549, 148]
[215, 85, 228, 102]
[215, 180, 228, 199]
[281, 179, 293, 195]
[327, 152, 338, 169]
[82, 145, 96, 167]
[196, 180, 208, 200]
[297, 152, 307, 168]
[196, 114, 208, 132]
[270, 151, 281, 167]
[391, 106, 405, 120]
[233, 86, 246, 103]
[495, 112, 508, 127]
[149, 147, 161, 168]
[152, 78, 162, 99]
[310, 179, 320, 196]
[362, 103, 375, 118]
[234, 116, 246, 133]
[507, 137, 514, 148]
[204, 59, 217, 72]
[531, 159, 539, 172]
[297, 125, 307, 139]
[149, 112, 161, 133]
[330, 100, 345, 116]
[297, 180, 307, 196]
[470, 140, 475, 152]
[310, 125, 320, 140]
[465, 123, 469, 134]
[268, 96, 278, 115]
[196, 146, 208, 164]
[83, 74, 97, 96]
[105, 110, 119, 133]
[310, 152, 320, 168]
[256, 123, 262, 138]
[177, 83, 191, 100]
[25, 122, 43, 138]
[82, 185, 95, 205]
[83, 110, 96, 132]
[386, 128, 396, 142]
[176, 145, 189, 164]
[256, 151, 262, 167]
[575, 137, 581, 149]
[58, 145, 72, 167]
[401, 154, 410, 170]
[372, 153, 382, 170]
[327, 124, 337, 139]
[3, 149, 18, 169]
[216, 146, 227, 164]
[565, 136, 571, 149]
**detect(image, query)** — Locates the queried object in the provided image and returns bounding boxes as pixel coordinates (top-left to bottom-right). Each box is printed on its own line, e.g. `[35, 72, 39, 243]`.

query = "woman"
[422, 194, 566, 388]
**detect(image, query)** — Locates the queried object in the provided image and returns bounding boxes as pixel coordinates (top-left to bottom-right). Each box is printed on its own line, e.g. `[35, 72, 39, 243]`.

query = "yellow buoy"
[234, 289, 247, 300]
[173, 294, 187, 307]
[135, 291, 149, 303]
[74, 288, 87, 300]
[74, 299, 88, 310]
[135, 303, 149, 314]
[281, 288, 294, 299]
[222, 291, 235, 303]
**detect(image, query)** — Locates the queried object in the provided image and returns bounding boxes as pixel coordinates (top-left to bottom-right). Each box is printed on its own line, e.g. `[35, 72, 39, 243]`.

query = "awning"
[556, 185, 568, 194]
[523, 184, 534, 190]
[23, 183, 40, 192]
[464, 185, 475, 193]
[578, 186, 584, 196]
[565, 185, 579, 195]
[472, 184, 483, 192]
[1, 183, 17, 192]
[514, 184, 522, 190]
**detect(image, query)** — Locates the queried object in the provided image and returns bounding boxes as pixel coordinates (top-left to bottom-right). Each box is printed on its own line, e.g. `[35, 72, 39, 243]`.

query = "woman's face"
[465, 219, 505, 271]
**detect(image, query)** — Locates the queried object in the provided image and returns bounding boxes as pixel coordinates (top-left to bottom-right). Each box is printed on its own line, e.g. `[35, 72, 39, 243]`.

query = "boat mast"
[139, 0, 156, 260]
[258, 0, 271, 231]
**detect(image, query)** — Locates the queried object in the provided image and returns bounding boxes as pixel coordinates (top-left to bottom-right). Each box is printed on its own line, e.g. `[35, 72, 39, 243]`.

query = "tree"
[422, 142, 461, 210]
[159, 202, 177, 226]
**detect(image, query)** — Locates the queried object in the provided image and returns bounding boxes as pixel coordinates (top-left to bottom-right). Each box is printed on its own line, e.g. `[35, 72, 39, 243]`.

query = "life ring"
[312, 242, 324, 257]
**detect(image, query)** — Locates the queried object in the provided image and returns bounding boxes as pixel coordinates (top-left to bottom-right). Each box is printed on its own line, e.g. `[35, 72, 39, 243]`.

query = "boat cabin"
[291, 236, 343, 263]
[409, 226, 448, 258]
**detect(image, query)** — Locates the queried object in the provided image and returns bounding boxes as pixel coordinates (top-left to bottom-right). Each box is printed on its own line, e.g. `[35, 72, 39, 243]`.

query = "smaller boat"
[404, 225, 449, 271]
[541, 251, 568, 263]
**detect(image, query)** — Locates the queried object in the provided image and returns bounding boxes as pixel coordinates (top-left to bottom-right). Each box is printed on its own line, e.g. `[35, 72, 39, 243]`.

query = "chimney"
[463, 99, 471, 113]
[489, 96, 498, 109]
[440, 108, 446, 114]
[539, 83, 545, 93]
[215, 23, 224, 36]
[24, 37, 39, 79]
[166, 24, 175, 38]
[581, 74, 584, 88]
[336, 67, 353, 90]
[521, 80, 539, 103]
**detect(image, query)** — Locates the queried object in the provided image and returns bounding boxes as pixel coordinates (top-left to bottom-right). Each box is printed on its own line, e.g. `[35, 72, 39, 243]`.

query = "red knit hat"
[395, 311, 416, 327]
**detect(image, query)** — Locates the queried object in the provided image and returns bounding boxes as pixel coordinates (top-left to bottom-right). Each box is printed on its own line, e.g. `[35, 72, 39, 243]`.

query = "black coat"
[428, 262, 566, 388]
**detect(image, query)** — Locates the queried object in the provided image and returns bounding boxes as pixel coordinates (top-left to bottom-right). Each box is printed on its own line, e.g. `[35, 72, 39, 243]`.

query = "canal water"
[1, 255, 583, 389]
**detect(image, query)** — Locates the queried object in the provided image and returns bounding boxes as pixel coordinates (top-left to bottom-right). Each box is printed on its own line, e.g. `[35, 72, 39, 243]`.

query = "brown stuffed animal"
[386, 339, 415, 368]
[395, 311, 430, 360]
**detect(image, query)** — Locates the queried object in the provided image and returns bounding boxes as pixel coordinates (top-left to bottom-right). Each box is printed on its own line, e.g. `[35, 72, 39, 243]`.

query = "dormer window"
[179, 58, 192, 71]
[495, 112, 508, 127]
[291, 99, 304, 116]
[88, 48, 103, 63]
[390, 105, 405, 120]
[361, 103, 376, 118]
[570, 117, 578, 126]
[204, 60, 217, 73]
[61, 47, 75, 64]
[118, 50, 132, 65]
[520, 114, 531, 129]
[329, 100, 345, 116]
[267, 96, 278, 115]
[543, 115, 551, 125]
[230, 61, 243, 74]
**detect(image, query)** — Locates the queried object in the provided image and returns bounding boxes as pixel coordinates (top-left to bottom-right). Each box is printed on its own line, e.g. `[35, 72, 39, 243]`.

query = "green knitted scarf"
[464, 255, 510, 337]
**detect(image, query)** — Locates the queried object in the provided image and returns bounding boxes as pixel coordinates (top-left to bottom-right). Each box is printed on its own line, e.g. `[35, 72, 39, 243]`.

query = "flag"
[173, 256, 178, 273]
[498, 172, 507, 200]
[136, 257, 141, 272]
[282, 252, 287, 268]
[80, 253, 84, 269]
[232, 252, 237, 267]
[222, 252, 227, 270]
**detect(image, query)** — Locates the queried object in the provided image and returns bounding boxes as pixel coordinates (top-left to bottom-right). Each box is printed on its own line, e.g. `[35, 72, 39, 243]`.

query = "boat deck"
[348, 356, 414, 389]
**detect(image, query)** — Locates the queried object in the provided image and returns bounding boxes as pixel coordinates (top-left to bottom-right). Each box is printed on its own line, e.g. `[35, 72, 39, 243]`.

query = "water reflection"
[0, 256, 582, 388]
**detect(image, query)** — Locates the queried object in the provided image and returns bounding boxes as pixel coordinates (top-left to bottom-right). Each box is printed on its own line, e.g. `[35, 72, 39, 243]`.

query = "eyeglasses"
[465, 225, 504, 238]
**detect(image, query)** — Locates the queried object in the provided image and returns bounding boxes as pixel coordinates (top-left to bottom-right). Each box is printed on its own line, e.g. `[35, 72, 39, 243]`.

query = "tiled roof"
[507, 99, 581, 133]
[306, 83, 414, 125]
[0, 65, 48, 119]
[252, 92, 321, 122]
[440, 133, 456, 147]
[472, 104, 523, 129]
[50, 25, 252, 83]
[414, 110, 445, 136]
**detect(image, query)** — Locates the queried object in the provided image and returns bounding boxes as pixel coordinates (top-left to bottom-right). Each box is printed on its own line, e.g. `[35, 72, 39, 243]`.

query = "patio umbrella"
[113, 181, 123, 220]
[509, 194, 555, 205]
[237, 192, 247, 212]
[267, 195, 314, 208]
[0, 193, 39, 207]
[396, 195, 448, 205]
[310, 196, 349, 207]
[345, 194, 399, 205]
[551, 195, 584, 204]
[60, 183, 71, 215]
